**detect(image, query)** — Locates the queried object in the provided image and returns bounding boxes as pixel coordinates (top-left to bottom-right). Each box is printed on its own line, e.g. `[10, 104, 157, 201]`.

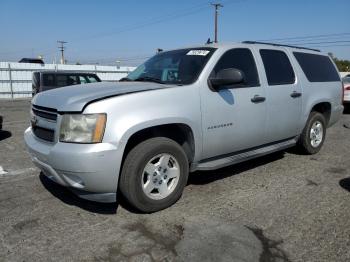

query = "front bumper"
[24, 127, 123, 203]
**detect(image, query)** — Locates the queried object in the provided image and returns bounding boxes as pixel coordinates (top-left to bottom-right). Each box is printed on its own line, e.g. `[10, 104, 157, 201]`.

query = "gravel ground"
[0, 99, 349, 262]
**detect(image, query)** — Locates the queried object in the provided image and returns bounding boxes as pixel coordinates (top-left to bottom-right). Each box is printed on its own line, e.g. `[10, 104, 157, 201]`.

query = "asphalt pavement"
[0, 99, 349, 262]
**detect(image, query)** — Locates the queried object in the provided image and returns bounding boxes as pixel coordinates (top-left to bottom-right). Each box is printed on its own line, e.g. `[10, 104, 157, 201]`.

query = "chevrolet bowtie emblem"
[31, 115, 38, 126]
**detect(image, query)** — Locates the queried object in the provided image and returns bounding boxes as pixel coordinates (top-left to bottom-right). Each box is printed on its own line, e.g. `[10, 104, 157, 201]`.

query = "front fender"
[117, 117, 202, 161]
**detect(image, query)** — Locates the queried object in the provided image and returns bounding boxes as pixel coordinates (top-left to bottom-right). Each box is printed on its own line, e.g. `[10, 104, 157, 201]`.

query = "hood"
[32, 81, 171, 112]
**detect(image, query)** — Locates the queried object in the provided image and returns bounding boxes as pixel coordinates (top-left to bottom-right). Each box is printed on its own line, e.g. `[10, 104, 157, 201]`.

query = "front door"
[200, 48, 267, 160]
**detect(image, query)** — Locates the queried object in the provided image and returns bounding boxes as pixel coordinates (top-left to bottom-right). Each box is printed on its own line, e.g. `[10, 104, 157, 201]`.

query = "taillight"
[346, 86, 350, 91]
[342, 83, 345, 103]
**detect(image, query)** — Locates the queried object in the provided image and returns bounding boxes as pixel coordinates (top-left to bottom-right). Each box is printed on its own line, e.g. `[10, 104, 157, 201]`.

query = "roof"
[171, 41, 324, 55]
[34, 70, 98, 75]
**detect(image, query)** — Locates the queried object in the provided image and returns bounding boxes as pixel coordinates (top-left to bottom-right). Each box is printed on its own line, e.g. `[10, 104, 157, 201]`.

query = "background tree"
[328, 52, 350, 72]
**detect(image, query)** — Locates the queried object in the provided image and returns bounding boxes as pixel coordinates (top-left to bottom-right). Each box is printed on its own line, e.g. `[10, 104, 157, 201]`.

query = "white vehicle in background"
[343, 76, 350, 107]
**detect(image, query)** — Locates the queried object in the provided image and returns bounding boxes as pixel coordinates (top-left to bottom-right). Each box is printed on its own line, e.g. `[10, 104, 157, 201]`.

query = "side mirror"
[209, 68, 245, 90]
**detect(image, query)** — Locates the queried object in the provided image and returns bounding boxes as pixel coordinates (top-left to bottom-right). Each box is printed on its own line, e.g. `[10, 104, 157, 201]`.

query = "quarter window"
[260, 49, 295, 85]
[212, 48, 259, 87]
[293, 52, 340, 82]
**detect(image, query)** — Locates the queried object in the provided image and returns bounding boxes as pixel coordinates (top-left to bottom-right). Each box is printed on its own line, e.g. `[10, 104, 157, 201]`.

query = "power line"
[1, 0, 244, 59]
[286, 40, 350, 46]
[259, 32, 350, 42]
[71, 0, 243, 43]
[0, 2, 211, 56]
[273, 36, 350, 44]
[303, 44, 350, 48]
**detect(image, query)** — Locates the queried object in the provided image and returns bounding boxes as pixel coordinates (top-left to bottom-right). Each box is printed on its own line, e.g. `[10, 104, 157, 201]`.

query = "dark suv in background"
[32, 71, 101, 95]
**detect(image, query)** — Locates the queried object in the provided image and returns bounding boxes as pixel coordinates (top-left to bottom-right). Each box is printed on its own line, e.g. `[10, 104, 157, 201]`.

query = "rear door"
[258, 48, 302, 142]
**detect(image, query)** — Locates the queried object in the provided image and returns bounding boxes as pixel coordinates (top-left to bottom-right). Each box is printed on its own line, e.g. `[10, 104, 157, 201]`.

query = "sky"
[0, 0, 349, 66]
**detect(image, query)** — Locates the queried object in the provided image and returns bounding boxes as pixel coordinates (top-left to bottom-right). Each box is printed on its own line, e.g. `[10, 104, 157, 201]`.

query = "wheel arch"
[309, 101, 332, 125]
[120, 122, 198, 168]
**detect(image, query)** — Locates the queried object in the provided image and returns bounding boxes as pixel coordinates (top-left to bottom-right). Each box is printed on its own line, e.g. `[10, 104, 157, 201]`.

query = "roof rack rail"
[242, 41, 320, 52]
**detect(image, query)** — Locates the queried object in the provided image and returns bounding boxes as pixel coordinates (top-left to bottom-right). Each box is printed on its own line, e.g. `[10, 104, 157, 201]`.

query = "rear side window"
[86, 75, 99, 83]
[212, 48, 259, 87]
[79, 76, 89, 84]
[293, 52, 340, 82]
[260, 49, 295, 85]
[43, 74, 55, 86]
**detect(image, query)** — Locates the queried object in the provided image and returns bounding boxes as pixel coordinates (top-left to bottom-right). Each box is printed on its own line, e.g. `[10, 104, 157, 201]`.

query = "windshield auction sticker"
[186, 50, 210, 56]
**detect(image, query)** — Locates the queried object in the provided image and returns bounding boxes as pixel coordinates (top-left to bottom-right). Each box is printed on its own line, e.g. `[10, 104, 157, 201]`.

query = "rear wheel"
[119, 137, 189, 213]
[298, 112, 326, 154]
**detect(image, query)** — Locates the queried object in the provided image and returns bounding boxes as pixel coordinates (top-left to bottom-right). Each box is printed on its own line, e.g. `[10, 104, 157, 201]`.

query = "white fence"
[0, 62, 136, 99]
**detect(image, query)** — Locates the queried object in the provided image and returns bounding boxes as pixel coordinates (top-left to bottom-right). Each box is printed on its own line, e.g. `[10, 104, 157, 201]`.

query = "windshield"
[125, 48, 216, 85]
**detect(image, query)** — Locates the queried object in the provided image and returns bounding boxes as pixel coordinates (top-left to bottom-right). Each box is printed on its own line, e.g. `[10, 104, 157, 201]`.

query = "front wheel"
[297, 112, 326, 154]
[119, 137, 189, 213]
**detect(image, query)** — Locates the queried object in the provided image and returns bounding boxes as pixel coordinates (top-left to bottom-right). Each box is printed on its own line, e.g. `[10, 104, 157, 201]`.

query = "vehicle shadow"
[339, 177, 350, 192]
[0, 130, 12, 141]
[39, 152, 286, 215]
[39, 173, 118, 214]
[188, 151, 285, 185]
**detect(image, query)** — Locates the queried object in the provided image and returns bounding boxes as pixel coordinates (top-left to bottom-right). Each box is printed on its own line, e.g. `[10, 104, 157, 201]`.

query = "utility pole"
[211, 3, 223, 43]
[57, 40, 67, 64]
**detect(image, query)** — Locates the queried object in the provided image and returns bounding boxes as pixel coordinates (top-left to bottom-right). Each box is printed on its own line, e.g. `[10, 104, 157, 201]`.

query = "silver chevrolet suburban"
[24, 42, 344, 212]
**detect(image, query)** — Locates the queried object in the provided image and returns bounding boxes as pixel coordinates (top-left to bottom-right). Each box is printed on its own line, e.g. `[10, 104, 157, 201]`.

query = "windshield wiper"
[134, 76, 164, 84]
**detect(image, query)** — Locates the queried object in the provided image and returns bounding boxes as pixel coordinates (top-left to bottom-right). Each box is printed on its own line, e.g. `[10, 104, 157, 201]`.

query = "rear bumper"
[344, 91, 350, 103]
[24, 127, 123, 203]
[328, 105, 344, 127]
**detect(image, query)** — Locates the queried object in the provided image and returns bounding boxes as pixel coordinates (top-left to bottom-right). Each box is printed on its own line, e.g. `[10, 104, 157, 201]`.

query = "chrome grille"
[31, 104, 58, 142]
[32, 104, 58, 122]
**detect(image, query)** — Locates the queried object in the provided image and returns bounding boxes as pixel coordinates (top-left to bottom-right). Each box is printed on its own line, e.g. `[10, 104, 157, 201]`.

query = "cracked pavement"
[0, 100, 350, 261]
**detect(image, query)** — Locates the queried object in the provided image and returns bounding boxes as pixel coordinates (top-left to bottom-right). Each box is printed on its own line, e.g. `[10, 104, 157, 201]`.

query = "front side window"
[125, 48, 216, 85]
[260, 49, 295, 86]
[211, 48, 260, 87]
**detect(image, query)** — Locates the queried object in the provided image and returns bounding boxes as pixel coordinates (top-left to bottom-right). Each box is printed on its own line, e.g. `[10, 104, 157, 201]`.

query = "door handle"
[290, 91, 302, 98]
[251, 95, 266, 103]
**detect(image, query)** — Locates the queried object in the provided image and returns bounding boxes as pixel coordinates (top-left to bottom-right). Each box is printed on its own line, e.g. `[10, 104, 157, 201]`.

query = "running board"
[193, 138, 297, 171]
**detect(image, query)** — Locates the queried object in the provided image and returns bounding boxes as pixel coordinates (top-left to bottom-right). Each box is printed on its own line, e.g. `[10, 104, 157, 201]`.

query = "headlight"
[59, 114, 107, 143]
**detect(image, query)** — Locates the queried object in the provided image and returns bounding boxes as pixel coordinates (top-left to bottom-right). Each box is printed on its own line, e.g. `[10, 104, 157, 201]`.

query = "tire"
[119, 137, 189, 213]
[298, 112, 327, 154]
